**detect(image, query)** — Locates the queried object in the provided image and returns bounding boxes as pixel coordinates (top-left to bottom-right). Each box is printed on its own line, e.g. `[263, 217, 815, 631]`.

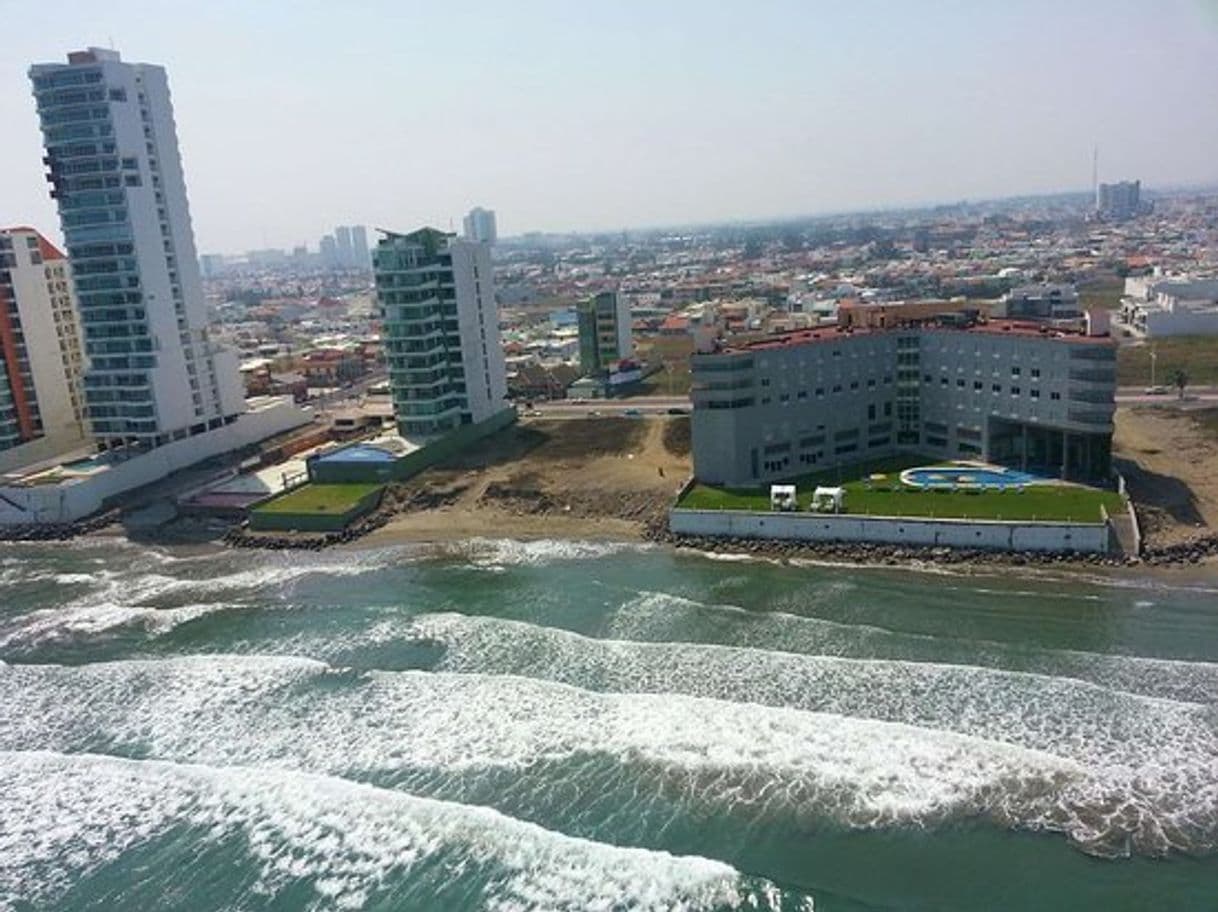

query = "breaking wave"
[1, 654, 1213, 858]
[0, 750, 810, 911]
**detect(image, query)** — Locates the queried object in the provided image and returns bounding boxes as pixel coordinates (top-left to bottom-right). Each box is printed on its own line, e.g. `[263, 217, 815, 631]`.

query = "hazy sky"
[2, 0, 1216, 254]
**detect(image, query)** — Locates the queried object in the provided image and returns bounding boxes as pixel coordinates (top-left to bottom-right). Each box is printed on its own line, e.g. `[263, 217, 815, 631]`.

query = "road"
[526, 396, 690, 418]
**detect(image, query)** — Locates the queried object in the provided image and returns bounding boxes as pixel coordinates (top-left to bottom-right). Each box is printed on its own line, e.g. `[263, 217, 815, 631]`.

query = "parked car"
[623, 408, 642, 417]
[1144, 386, 1168, 396]
[666, 407, 690, 415]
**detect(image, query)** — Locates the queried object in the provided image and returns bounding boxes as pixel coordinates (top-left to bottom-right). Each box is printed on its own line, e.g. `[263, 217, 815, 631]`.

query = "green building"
[373, 227, 509, 437]
[577, 291, 632, 375]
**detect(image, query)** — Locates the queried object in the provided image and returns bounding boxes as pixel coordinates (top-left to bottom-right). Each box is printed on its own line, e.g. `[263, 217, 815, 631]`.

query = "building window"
[1050, 391, 1061, 400]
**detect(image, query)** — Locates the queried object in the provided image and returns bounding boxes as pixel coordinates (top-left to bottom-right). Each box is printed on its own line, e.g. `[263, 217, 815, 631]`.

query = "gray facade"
[1001, 284, 1080, 322]
[691, 324, 1115, 487]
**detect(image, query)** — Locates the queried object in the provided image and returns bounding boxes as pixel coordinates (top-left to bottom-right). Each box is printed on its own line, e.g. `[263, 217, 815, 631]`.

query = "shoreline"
[7, 514, 1217, 589]
[31, 501, 1213, 588]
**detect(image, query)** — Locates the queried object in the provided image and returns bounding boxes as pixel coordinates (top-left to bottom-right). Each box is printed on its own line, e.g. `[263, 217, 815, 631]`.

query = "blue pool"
[900, 465, 1037, 488]
[314, 444, 398, 464]
[61, 454, 113, 472]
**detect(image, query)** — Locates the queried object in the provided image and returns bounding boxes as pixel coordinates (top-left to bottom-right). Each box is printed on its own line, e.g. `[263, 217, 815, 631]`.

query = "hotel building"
[0, 228, 88, 469]
[373, 227, 508, 437]
[690, 320, 1116, 487]
[29, 47, 245, 452]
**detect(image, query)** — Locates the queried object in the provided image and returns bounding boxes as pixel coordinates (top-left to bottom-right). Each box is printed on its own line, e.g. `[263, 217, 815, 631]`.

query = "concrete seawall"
[0, 398, 311, 526]
[669, 508, 1111, 553]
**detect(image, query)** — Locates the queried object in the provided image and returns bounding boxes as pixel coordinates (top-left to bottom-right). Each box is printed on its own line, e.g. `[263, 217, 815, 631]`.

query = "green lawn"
[1117, 336, 1218, 388]
[255, 483, 383, 515]
[679, 457, 1124, 523]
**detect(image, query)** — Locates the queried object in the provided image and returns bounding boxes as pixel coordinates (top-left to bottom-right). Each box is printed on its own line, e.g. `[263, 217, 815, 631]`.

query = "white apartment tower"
[462, 207, 497, 245]
[0, 227, 88, 471]
[29, 48, 245, 451]
[373, 227, 508, 437]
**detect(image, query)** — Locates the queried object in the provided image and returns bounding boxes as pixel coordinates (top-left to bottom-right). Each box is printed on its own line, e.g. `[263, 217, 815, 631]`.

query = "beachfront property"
[0, 48, 312, 526]
[689, 318, 1116, 488]
[374, 227, 509, 438]
[29, 48, 247, 452]
[0, 228, 88, 472]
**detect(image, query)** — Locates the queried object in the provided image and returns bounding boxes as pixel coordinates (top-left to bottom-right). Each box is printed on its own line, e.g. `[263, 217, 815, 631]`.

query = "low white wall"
[669, 508, 1111, 553]
[0, 399, 310, 526]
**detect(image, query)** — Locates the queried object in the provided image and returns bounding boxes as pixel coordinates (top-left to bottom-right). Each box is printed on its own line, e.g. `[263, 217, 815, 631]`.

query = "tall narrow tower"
[1092, 144, 1099, 210]
[29, 48, 245, 451]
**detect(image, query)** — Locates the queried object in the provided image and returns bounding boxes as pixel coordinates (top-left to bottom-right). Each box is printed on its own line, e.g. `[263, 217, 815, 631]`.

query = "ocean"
[1, 537, 1216, 911]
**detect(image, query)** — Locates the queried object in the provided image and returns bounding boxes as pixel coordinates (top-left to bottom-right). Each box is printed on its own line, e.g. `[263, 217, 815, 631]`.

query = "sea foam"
[0, 750, 779, 911]
[2, 654, 1212, 857]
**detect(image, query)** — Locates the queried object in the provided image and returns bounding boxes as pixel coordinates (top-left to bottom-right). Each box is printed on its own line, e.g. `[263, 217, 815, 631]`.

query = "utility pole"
[1150, 349, 1157, 388]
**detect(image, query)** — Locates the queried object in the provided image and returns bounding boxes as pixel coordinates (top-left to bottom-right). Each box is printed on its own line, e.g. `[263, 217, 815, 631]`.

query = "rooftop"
[712, 318, 1114, 355]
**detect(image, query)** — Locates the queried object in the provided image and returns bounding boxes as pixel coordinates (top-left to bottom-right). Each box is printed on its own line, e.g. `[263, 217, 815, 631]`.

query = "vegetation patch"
[255, 483, 383, 515]
[1117, 336, 1218, 388]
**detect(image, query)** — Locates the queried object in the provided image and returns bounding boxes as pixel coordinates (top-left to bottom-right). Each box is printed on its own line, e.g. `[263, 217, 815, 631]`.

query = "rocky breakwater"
[0, 510, 120, 543]
[1141, 531, 1218, 567]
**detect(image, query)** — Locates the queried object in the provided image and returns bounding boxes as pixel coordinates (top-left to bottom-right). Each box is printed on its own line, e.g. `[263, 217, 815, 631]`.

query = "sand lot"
[359, 417, 691, 546]
[1113, 405, 1218, 547]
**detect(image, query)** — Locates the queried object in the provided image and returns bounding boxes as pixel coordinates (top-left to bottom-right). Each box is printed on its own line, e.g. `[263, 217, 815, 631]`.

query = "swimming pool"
[314, 444, 398, 464]
[900, 464, 1037, 489]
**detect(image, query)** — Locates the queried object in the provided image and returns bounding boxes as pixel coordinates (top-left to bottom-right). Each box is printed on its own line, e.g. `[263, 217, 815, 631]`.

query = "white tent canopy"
[770, 484, 797, 511]
[811, 486, 845, 513]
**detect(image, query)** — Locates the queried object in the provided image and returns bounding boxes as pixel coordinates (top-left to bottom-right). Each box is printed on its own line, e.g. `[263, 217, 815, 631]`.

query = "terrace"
[678, 456, 1124, 523]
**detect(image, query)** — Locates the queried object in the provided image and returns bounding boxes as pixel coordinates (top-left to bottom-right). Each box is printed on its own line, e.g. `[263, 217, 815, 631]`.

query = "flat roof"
[712, 319, 1114, 354]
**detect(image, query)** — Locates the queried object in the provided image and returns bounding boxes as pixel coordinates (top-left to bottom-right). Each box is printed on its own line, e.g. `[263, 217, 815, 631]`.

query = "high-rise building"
[29, 48, 245, 451]
[577, 290, 633, 375]
[462, 207, 497, 245]
[335, 225, 354, 268]
[199, 253, 225, 279]
[373, 227, 508, 437]
[1096, 180, 1143, 220]
[319, 234, 339, 269]
[351, 225, 370, 269]
[0, 227, 88, 469]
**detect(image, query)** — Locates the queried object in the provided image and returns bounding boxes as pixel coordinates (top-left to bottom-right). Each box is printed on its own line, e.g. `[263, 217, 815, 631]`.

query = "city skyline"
[2, 1, 1217, 254]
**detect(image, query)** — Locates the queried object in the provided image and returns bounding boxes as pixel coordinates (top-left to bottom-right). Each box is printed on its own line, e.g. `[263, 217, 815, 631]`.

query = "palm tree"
[1171, 368, 1189, 400]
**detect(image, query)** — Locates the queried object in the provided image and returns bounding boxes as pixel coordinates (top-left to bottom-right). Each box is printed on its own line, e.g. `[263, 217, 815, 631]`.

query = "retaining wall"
[669, 508, 1111, 553]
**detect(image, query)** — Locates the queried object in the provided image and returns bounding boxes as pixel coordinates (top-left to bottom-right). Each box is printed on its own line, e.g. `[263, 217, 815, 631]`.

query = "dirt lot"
[360, 417, 692, 546]
[1113, 405, 1218, 547]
